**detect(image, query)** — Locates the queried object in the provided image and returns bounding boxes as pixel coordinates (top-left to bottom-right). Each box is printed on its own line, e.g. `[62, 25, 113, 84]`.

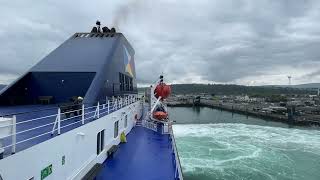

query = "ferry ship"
[0, 22, 183, 180]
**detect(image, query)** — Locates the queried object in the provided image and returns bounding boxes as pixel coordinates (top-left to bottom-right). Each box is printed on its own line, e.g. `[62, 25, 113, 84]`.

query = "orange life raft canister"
[154, 83, 171, 100]
[153, 111, 168, 120]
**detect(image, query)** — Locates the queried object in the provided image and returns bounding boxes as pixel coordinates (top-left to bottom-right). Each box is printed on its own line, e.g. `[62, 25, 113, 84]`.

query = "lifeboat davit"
[153, 111, 168, 120]
[154, 83, 171, 100]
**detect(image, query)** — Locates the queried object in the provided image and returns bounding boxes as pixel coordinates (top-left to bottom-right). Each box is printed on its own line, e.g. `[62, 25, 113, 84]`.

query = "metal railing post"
[57, 108, 61, 135]
[52, 114, 58, 135]
[97, 102, 100, 119]
[82, 104, 85, 125]
[12, 115, 16, 154]
[107, 100, 110, 114]
[113, 99, 117, 110]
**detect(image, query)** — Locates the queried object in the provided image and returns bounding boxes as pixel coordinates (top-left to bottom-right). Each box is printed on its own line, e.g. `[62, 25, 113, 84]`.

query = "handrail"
[0, 95, 134, 124]
[16, 113, 58, 125]
[0, 95, 140, 158]
[142, 120, 157, 132]
[3, 131, 53, 149]
[0, 94, 138, 118]
[60, 114, 82, 123]
[16, 122, 55, 136]
[140, 114, 184, 179]
[170, 127, 184, 180]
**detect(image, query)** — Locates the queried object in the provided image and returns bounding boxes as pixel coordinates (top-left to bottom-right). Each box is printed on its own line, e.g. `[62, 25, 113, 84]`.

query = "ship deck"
[96, 126, 176, 180]
[0, 102, 120, 157]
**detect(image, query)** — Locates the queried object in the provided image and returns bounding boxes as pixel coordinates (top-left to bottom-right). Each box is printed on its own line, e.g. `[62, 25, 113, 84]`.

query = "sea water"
[169, 107, 320, 180]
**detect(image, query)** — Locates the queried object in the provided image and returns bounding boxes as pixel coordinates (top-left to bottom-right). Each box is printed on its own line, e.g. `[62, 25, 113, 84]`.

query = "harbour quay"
[167, 94, 320, 126]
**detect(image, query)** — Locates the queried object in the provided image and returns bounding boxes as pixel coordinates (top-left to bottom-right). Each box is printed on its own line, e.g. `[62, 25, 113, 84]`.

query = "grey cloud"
[0, 0, 319, 85]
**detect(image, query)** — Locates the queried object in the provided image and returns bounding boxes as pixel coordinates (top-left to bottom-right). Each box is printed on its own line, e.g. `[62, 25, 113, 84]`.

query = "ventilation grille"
[73, 33, 116, 39]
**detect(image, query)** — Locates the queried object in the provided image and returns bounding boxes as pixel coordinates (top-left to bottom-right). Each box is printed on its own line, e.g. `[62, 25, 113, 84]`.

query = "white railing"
[142, 120, 157, 132]
[170, 127, 184, 180]
[0, 95, 139, 158]
[141, 118, 183, 179]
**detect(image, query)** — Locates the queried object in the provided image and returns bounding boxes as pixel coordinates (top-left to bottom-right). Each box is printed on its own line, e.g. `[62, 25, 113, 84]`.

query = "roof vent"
[74, 21, 118, 39]
[91, 27, 98, 33]
[110, 27, 116, 33]
[90, 21, 116, 34]
[102, 27, 110, 33]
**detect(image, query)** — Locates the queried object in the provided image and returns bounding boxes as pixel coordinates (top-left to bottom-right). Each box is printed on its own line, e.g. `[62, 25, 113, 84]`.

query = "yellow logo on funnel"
[124, 46, 135, 77]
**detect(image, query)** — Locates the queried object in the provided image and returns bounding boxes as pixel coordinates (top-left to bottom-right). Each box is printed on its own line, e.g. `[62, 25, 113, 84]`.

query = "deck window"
[119, 72, 133, 92]
[119, 73, 125, 91]
[114, 121, 119, 138]
[124, 115, 128, 128]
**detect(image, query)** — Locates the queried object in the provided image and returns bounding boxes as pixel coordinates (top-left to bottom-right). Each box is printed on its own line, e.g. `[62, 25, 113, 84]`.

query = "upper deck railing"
[0, 95, 140, 159]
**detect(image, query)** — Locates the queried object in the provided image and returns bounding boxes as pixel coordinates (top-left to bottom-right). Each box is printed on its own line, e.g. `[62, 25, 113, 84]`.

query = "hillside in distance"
[139, 84, 316, 96]
[267, 83, 320, 89]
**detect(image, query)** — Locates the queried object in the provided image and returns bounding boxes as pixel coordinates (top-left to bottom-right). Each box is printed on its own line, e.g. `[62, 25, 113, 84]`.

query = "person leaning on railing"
[60, 96, 84, 118]
[72, 96, 83, 116]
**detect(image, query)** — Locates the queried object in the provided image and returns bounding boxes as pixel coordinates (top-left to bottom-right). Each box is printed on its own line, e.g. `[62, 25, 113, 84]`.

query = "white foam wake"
[173, 123, 320, 180]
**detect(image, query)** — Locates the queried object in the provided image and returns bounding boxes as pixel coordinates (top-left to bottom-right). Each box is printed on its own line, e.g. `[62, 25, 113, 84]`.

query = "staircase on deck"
[135, 119, 142, 127]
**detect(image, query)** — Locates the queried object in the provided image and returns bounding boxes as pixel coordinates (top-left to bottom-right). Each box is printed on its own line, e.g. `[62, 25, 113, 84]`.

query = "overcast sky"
[0, 0, 320, 86]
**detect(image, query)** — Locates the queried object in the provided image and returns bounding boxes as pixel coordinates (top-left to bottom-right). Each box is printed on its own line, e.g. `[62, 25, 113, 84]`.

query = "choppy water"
[169, 107, 320, 180]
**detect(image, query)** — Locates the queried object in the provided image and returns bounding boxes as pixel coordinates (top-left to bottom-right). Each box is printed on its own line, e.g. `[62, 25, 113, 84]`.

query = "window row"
[119, 73, 133, 91]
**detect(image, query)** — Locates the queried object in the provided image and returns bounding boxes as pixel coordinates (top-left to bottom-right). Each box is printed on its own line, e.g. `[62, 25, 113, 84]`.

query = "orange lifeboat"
[154, 83, 171, 100]
[153, 111, 168, 120]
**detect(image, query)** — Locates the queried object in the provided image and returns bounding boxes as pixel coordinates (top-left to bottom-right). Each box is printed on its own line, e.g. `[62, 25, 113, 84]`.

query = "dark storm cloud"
[0, 0, 319, 85]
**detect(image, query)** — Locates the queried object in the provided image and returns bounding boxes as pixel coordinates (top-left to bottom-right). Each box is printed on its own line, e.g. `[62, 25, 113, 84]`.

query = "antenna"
[288, 76, 292, 86]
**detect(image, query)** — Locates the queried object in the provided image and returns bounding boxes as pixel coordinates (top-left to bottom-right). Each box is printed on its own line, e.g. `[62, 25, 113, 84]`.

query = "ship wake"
[173, 123, 320, 180]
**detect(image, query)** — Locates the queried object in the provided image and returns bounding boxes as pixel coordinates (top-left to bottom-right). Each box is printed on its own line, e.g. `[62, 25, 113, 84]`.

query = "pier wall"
[167, 99, 320, 126]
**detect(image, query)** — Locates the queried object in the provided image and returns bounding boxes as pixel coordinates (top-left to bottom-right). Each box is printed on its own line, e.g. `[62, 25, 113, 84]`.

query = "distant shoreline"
[168, 100, 320, 127]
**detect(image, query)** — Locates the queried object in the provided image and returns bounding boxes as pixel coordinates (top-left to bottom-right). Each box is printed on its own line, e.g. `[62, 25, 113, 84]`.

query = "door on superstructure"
[97, 129, 105, 154]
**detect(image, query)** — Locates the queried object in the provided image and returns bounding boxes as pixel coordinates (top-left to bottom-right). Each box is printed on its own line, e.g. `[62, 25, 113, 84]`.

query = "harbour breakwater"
[167, 99, 320, 126]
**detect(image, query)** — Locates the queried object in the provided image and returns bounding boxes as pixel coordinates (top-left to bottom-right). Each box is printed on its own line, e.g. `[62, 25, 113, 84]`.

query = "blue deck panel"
[96, 127, 176, 180]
